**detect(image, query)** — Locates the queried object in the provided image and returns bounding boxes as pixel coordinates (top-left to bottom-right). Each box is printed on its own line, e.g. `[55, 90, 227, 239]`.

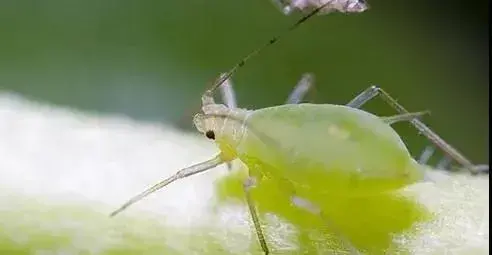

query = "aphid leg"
[290, 196, 360, 254]
[285, 73, 315, 104]
[217, 73, 238, 172]
[418, 145, 436, 165]
[109, 154, 224, 217]
[467, 164, 489, 173]
[381, 111, 430, 125]
[243, 177, 270, 255]
[436, 156, 453, 170]
[218, 73, 238, 109]
[346, 85, 486, 175]
[421, 147, 489, 173]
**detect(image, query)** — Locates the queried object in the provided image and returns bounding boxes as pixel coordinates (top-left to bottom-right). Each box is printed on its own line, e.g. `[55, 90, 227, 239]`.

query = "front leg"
[244, 176, 270, 255]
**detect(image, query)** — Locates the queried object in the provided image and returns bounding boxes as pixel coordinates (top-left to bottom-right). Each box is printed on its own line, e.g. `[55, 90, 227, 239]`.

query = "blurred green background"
[0, 0, 488, 164]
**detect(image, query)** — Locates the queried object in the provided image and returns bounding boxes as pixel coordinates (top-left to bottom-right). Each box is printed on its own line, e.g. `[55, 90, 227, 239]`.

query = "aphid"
[109, 2, 488, 254]
[271, 0, 369, 15]
[216, 71, 488, 177]
[212, 73, 487, 253]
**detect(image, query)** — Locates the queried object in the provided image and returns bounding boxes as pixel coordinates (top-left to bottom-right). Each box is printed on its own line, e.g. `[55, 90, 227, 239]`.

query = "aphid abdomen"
[235, 103, 425, 195]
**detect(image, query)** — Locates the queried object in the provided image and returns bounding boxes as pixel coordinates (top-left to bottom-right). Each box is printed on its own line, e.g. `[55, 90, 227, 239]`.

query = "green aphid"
[213, 74, 437, 254]
[109, 3, 487, 254]
[211, 73, 486, 254]
[108, 81, 435, 254]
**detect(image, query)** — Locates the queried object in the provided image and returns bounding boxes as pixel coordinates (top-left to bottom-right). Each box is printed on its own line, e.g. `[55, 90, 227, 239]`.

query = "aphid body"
[196, 91, 432, 254]
[196, 101, 427, 200]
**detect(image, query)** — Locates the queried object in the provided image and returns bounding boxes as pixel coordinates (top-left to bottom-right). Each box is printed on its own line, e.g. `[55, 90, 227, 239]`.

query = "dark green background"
[0, 0, 488, 164]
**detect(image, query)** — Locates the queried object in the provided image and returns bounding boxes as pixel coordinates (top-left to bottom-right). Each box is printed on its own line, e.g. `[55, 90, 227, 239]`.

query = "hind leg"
[346, 85, 488, 175]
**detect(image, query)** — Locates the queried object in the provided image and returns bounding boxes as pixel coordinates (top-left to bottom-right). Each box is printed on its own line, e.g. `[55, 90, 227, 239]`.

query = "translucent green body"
[214, 103, 432, 253]
[236, 103, 424, 196]
[215, 167, 432, 254]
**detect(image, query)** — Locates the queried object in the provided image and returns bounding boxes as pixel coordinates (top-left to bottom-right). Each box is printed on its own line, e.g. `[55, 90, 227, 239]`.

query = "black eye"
[205, 130, 215, 140]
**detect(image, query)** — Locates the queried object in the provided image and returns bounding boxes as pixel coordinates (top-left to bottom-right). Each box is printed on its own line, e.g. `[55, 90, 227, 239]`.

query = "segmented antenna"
[206, 1, 332, 95]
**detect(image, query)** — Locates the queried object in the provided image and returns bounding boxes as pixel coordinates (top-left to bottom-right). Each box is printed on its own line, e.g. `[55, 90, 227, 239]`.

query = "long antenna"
[177, 1, 367, 127]
[206, 2, 332, 94]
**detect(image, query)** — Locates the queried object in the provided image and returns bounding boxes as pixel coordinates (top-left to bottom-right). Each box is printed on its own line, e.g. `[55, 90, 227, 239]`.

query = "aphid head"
[193, 96, 251, 161]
